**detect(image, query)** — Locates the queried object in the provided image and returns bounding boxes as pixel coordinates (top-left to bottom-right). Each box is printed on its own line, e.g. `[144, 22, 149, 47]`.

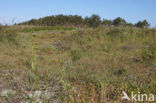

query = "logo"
[122, 91, 155, 102]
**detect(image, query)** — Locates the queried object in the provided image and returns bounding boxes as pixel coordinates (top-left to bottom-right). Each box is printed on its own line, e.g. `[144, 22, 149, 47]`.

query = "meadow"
[0, 25, 155, 103]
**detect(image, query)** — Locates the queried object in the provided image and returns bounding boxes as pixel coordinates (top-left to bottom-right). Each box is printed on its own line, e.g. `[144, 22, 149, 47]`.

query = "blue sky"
[0, 0, 156, 27]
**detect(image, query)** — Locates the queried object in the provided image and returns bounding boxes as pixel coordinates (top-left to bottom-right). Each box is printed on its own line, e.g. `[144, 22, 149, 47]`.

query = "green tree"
[135, 20, 150, 28]
[113, 17, 127, 26]
[84, 14, 101, 27]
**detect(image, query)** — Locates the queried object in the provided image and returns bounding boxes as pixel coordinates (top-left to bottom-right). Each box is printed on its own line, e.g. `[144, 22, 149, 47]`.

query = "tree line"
[18, 14, 150, 28]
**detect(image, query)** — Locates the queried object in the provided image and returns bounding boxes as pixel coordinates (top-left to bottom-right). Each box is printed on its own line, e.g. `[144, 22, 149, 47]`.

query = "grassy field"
[0, 25, 155, 103]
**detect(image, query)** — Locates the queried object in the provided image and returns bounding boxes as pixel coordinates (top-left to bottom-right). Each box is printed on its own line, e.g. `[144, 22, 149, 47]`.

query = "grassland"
[0, 25, 156, 103]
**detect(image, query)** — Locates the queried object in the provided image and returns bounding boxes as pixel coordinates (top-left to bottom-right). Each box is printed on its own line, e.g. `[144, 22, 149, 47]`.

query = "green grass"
[0, 26, 155, 102]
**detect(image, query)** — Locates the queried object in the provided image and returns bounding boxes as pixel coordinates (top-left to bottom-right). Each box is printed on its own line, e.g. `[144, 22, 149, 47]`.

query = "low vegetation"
[0, 25, 155, 102]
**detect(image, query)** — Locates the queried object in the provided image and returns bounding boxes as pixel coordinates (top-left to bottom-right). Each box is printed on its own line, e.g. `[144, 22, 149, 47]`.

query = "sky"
[0, 0, 156, 27]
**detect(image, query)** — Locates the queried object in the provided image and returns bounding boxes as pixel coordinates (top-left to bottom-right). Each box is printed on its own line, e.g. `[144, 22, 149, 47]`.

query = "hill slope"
[0, 26, 156, 102]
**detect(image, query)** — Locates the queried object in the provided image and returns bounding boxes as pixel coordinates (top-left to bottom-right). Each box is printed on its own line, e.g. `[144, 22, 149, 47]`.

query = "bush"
[0, 30, 18, 45]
